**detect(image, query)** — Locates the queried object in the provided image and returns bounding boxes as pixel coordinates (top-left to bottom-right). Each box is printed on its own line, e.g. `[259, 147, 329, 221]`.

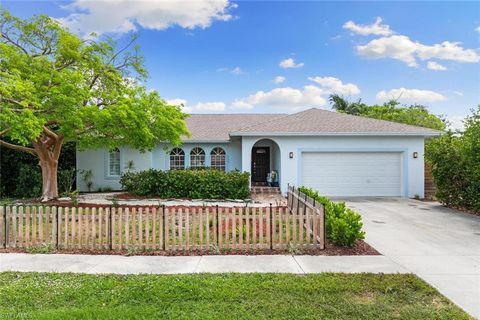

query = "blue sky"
[3, 1, 480, 128]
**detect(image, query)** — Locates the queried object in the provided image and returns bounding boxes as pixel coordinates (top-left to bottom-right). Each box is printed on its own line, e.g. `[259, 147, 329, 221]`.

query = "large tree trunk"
[39, 157, 59, 201]
[32, 128, 64, 202]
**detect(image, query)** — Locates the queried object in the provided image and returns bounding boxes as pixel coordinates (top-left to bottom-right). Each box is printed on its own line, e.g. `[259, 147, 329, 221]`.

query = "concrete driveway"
[341, 198, 480, 319]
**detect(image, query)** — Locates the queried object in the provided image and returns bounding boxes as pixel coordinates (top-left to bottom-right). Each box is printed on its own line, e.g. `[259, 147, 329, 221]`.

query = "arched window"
[210, 147, 226, 171]
[108, 148, 121, 176]
[169, 148, 185, 170]
[190, 147, 205, 168]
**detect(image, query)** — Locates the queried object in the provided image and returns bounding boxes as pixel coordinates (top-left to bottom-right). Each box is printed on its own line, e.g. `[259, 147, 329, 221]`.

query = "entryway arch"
[251, 138, 281, 187]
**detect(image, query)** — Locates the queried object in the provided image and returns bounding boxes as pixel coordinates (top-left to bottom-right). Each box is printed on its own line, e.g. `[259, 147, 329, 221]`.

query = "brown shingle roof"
[184, 114, 285, 141]
[230, 108, 441, 136]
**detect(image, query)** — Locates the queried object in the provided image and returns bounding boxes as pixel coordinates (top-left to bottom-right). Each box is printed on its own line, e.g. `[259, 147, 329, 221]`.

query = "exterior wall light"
[413, 152, 418, 159]
[289, 152, 294, 159]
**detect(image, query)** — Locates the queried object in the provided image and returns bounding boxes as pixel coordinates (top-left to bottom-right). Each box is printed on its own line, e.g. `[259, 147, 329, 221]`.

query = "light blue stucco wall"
[241, 135, 425, 198]
[77, 135, 426, 198]
[76, 139, 242, 192]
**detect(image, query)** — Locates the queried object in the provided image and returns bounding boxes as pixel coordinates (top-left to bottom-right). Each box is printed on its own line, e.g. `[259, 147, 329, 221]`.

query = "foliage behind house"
[425, 107, 480, 212]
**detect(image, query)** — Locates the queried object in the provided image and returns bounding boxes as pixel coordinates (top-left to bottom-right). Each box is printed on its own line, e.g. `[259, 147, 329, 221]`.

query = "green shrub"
[425, 107, 480, 212]
[58, 168, 76, 195]
[14, 165, 42, 198]
[298, 186, 365, 246]
[120, 168, 250, 199]
[12, 166, 77, 199]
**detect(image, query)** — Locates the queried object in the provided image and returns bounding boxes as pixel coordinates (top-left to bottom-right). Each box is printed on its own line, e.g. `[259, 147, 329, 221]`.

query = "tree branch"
[52, 135, 64, 159]
[0, 32, 29, 55]
[43, 125, 58, 140]
[0, 139, 37, 155]
[44, 120, 59, 126]
[0, 128, 11, 136]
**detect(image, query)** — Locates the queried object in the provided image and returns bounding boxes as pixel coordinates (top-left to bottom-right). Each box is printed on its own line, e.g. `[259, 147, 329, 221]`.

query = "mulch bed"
[0, 240, 379, 256]
[10, 201, 252, 210]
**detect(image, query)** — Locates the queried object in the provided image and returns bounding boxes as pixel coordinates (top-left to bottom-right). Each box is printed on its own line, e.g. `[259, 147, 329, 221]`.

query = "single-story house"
[76, 108, 441, 197]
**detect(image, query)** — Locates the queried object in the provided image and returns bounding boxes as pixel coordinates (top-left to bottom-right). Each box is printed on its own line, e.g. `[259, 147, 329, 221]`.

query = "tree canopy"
[329, 94, 446, 131]
[0, 9, 189, 200]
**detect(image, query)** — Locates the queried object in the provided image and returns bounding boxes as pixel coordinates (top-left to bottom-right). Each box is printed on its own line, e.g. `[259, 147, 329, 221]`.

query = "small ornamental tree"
[0, 10, 189, 201]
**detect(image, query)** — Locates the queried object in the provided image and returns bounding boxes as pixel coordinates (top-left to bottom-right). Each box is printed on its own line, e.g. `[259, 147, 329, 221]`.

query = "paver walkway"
[340, 198, 480, 319]
[0, 253, 406, 274]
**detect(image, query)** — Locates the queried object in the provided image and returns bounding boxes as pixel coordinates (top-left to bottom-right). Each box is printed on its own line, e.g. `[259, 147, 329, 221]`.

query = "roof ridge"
[233, 107, 320, 132]
[188, 113, 286, 116]
[234, 111, 300, 132]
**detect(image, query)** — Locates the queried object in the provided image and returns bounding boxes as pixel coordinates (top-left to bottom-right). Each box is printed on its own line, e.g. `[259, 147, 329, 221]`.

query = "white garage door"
[301, 152, 402, 197]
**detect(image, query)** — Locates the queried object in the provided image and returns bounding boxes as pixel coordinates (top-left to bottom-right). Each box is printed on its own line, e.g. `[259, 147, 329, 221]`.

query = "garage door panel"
[301, 152, 402, 197]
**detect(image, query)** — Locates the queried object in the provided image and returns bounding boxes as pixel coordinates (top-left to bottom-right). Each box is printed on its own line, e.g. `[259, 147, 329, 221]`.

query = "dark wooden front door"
[251, 147, 270, 182]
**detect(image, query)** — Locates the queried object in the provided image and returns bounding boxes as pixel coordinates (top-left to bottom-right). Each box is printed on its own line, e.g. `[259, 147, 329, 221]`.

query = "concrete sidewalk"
[0, 253, 407, 274]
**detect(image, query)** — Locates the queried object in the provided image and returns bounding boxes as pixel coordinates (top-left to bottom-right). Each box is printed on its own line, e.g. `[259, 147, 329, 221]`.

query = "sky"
[3, 0, 480, 129]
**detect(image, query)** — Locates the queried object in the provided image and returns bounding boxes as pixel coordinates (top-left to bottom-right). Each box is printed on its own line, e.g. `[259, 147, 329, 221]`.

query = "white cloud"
[217, 66, 244, 75]
[447, 115, 466, 131]
[376, 88, 446, 103]
[230, 67, 243, 75]
[232, 86, 326, 110]
[343, 17, 393, 36]
[453, 91, 464, 96]
[59, 0, 235, 36]
[231, 76, 360, 110]
[416, 41, 480, 63]
[273, 76, 286, 83]
[166, 99, 225, 113]
[194, 102, 226, 111]
[166, 98, 193, 113]
[166, 98, 187, 106]
[427, 61, 447, 71]
[356, 35, 420, 67]
[476, 26, 480, 33]
[307, 76, 360, 96]
[355, 35, 480, 67]
[279, 58, 304, 69]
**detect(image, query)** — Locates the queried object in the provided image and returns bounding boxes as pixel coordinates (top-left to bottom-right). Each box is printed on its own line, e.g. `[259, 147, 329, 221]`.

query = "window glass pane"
[190, 147, 205, 168]
[210, 147, 226, 171]
[109, 148, 120, 176]
[170, 148, 185, 170]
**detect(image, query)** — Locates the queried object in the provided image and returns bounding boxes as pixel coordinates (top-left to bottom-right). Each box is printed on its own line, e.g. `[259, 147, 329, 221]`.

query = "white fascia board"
[228, 131, 442, 137]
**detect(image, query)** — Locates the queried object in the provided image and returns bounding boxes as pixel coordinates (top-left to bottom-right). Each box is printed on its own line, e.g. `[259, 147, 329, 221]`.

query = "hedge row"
[298, 186, 365, 247]
[425, 107, 480, 212]
[120, 168, 250, 199]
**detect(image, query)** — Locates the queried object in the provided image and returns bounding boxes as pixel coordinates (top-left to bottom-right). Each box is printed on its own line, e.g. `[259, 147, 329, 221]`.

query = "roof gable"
[184, 114, 285, 141]
[230, 108, 441, 136]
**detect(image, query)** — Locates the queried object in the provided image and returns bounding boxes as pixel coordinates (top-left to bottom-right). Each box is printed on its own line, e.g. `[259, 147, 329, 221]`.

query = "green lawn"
[0, 272, 471, 319]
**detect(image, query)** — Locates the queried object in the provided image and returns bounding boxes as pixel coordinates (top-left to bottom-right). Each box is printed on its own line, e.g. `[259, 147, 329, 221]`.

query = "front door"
[251, 147, 270, 183]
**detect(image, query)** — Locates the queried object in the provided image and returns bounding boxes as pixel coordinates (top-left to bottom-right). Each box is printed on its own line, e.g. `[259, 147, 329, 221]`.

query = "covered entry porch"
[246, 138, 281, 188]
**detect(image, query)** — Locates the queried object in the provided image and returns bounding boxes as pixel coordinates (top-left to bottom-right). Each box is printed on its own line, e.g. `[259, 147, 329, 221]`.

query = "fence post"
[162, 205, 166, 251]
[55, 206, 59, 249]
[109, 206, 113, 250]
[3, 205, 7, 248]
[269, 203, 273, 250]
[296, 189, 300, 217]
[216, 205, 219, 247]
